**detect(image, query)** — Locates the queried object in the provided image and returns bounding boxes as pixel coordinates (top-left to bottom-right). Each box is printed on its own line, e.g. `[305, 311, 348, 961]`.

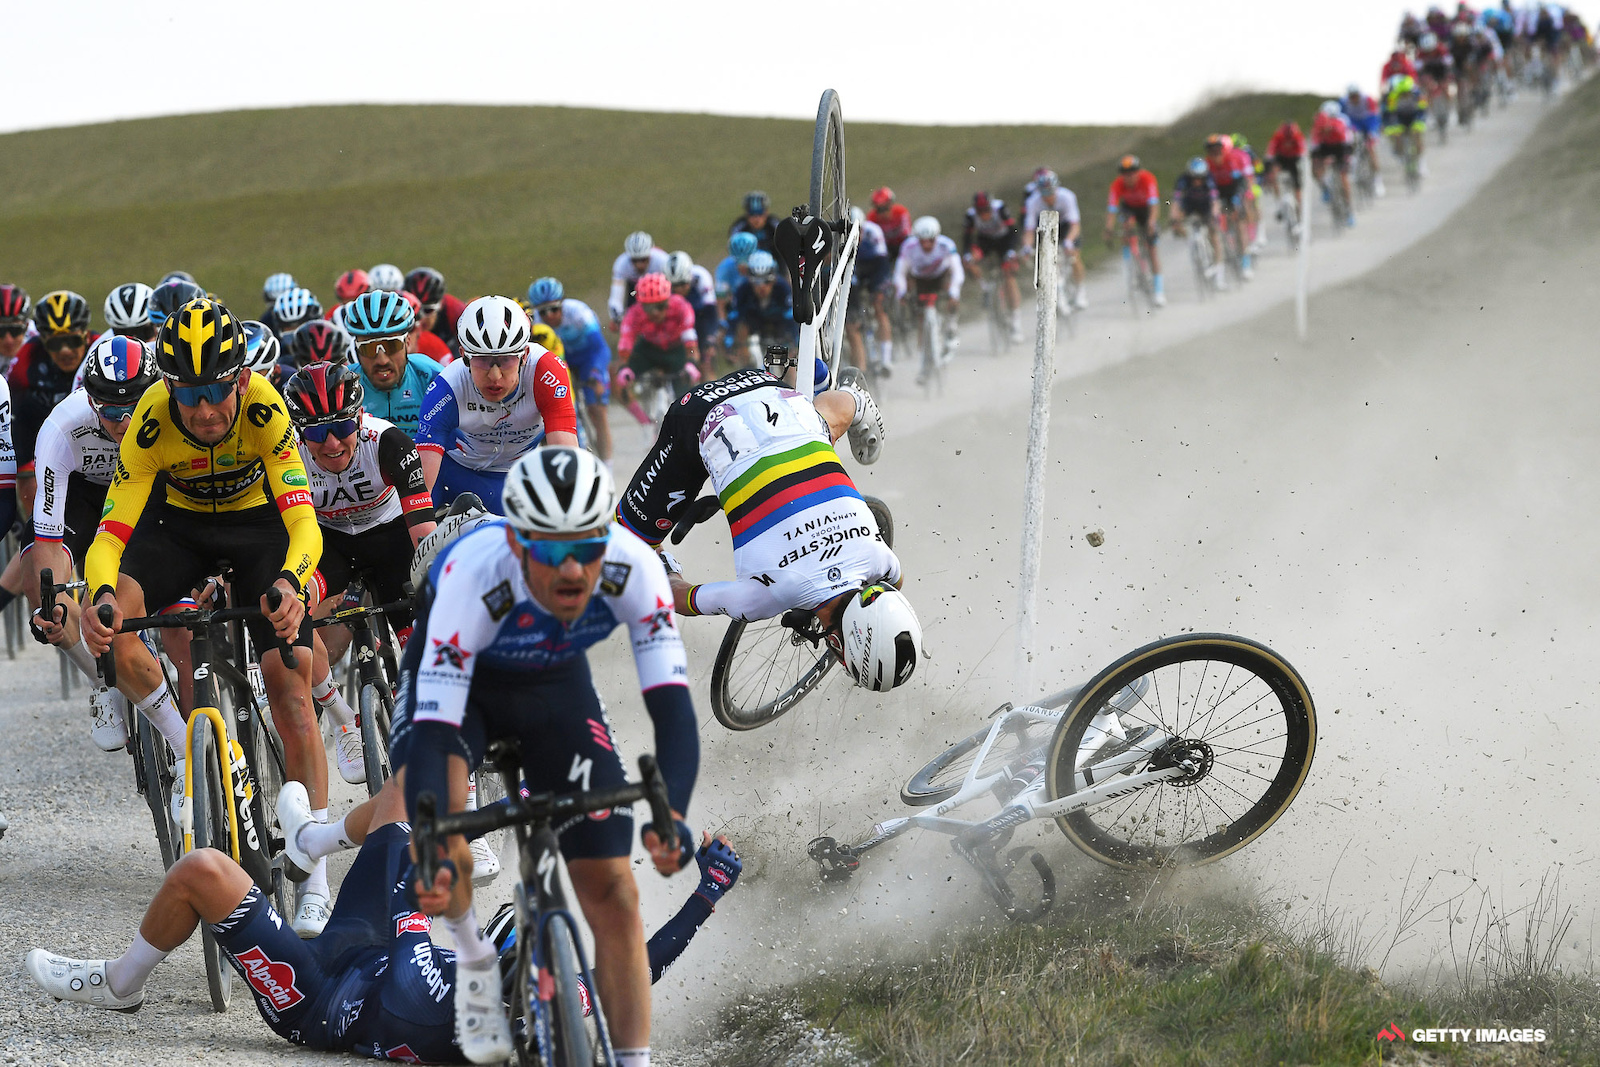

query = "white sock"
[136, 683, 187, 753]
[465, 775, 479, 811]
[880, 339, 893, 362]
[311, 671, 355, 728]
[302, 809, 331, 898]
[63, 637, 99, 682]
[105, 933, 168, 999]
[442, 904, 496, 967]
[297, 813, 356, 862]
[616, 1049, 650, 1067]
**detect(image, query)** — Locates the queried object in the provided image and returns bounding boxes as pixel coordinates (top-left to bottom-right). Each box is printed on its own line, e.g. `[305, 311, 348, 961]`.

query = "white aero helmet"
[368, 263, 405, 292]
[457, 295, 532, 358]
[911, 215, 941, 240]
[103, 283, 154, 330]
[502, 447, 615, 536]
[665, 251, 695, 285]
[623, 230, 654, 257]
[835, 583, 923, 691]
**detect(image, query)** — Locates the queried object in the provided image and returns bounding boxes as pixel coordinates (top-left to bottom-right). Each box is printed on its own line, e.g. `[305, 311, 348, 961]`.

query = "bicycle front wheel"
[188, 716, 234, 1012]
[710, 617, 836, 731]
[809, 89, 847, 233]
[901, 713, 1054, 806]
[546, 918, 599, 1067]
[1043, 634, 1316, 870]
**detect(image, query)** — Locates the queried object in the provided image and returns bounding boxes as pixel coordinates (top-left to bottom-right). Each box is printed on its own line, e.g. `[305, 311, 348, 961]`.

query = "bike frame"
[798, 219, 859, 400]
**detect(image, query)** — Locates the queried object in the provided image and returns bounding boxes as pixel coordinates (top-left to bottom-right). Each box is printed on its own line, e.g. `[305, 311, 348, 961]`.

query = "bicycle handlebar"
[668, 494, 722, 545]
[264, 587, 298, 670]
[311, 597, 413, 629]
[119, 588, 300, 670]
[411, 754, 675, 893]
[96, 604, 117, 689]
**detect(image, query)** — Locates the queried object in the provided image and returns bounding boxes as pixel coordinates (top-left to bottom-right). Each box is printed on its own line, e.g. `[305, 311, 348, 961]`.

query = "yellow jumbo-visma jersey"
[85, 372, 322, 596]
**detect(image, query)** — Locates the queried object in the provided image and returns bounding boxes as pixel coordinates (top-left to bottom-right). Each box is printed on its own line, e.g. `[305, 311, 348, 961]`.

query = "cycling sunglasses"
[355, 336, 407, 357]
[44, 333, 86, 352]
[92, 400, 138, 423]
[513, 529, 611, 567]
[300, 417, 359, 443]
[470, 352, 522, 370]
[0, 323, 25, 338]
[536, 304, 563, 318]
[169, 379, 236, 406]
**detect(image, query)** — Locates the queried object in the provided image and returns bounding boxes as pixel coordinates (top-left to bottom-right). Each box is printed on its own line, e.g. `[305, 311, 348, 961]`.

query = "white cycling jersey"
[857, 218, 888, 260]
[297, 414, 432, 535]
[608, 248, 672, 320]
[1023, 188, 1083, 233]
[32, 391, 118, 541]
[415, 350, 568, 473]
[893, 234, 965, 298]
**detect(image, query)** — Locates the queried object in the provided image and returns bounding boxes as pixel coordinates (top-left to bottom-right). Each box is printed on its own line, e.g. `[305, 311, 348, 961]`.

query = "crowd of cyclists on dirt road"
[0, 2, 1588, 1064]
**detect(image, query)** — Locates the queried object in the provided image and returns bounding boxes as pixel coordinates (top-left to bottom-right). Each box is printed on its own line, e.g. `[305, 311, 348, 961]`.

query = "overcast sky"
[6, 1, 1587, 133]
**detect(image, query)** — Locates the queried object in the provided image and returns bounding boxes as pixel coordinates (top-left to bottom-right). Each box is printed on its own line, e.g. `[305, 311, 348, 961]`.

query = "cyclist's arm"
[85, 405, 165, 601]
[892, 245, 911, 297]
[615, 534, 697, 815]
[414, 375, 459, 489]
[258, 404, 322, 594]
[0, 378, 14, 534]
[617, 306, 640, 358]
[608, 276, 627, 323]
[943, 252, 964, 298]
[614, 395, 711, 546]
[678, 574, 791, 621]
[526, 349, 579, 444]
[376, 426, 438, 547]
[29, 415, 75, 545]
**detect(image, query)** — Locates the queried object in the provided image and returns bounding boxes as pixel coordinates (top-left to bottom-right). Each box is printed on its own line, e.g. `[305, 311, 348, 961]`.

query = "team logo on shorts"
[396, 912, 432, 936]
[384, 1044, 423, 1063]
[236, 946, 304, 1010]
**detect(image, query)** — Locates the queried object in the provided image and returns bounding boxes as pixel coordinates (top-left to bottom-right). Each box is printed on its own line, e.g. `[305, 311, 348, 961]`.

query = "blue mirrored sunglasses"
[300, 418, 359, 443]
[170, 380, 235, 407]
[93, 400, 138, 423]
[513, 530, 610, 567]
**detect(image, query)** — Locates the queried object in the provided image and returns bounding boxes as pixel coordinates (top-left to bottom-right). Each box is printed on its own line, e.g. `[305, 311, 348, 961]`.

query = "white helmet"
[1319, 100, 1343, 116]
[849, 205, 865, 225]
[457, 295, 532, 357]
[103, 283, 153, 330]
[502, 447, 615, 535]
[368, 263, 405, 292]
[911, 215, 941, 240]
[623, 231, 654, 257]
[665, 251, 695, 285]
[262, 272, 297, 303]
[834, 583, 923, 691]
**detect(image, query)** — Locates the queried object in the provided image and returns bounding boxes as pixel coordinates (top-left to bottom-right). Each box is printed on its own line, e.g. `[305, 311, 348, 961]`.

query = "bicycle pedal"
[808, 836, 860, 882]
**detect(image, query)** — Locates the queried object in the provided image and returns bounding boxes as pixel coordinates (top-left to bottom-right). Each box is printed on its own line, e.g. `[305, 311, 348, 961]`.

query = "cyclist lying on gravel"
[25, 778, 742, 1063]
[615, 356, 922, 692]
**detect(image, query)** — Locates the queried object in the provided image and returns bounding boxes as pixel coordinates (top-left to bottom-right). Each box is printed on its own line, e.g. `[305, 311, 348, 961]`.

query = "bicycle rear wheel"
[359, 681, 393, 797]
[188, 716, 234, 1012]
[545, 916, 601, 1067]
[134, 712, 179, 869]
[1043, 634, 1316, 870]
[710, 616, 836, 731]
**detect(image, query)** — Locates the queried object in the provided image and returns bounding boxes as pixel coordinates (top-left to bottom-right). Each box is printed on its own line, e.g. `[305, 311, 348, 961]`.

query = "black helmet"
[744, 190, 771, 216]
[156, 297, 248, 386]
[286, 320, 355, 367]
[283, 360, 364, 426]
[159, 270, 198, 287]
[149, 280, 205, 328]
[403, 267, 446, 307]
[34, 290, 91, 336]
[82, 334, 160, 406]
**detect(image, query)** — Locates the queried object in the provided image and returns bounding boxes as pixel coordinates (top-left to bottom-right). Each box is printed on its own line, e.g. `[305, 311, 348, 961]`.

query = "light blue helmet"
[527, 277, 564, 308]
[343, 289, 415, 340]
[1187, 157, 1208, 176]
[747, 250, 777, 279]
[729, 232, 758, 261]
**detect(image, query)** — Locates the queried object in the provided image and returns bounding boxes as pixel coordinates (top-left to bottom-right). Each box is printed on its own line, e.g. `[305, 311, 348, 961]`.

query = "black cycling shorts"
[20, 472, 107, 569]
[119, 497, 314, 654]
[975, 233, 1019, 258]
[1311, 143, 1352, 165]
[1119, 205, 1159, 241]
[314, 517, 415, 624]
[627, 340, 689, 377]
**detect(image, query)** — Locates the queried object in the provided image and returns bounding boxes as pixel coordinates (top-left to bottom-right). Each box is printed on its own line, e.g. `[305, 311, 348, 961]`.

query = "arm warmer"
[643, 682, 698, 816]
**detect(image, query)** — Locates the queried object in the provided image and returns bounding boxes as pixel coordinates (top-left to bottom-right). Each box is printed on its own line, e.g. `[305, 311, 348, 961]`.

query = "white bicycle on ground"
[808, 633, 1317, 920]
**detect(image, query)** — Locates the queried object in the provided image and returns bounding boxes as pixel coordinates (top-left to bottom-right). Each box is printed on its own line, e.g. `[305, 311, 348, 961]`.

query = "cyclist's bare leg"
[873, 290, 893, 363]
[0, 547, 24, 599]
[261, 644, 327, 813]
[813, 391, 857, 443]
[1002, 264, 1021, 312]
[844, 319, 867, 371]
[569, 856, 649, 1048]
[1144, 225, 1163, 275]
[1070, 247, 1087, 287]
[588, 399, 614, 464]
[310, 589, 354, 664]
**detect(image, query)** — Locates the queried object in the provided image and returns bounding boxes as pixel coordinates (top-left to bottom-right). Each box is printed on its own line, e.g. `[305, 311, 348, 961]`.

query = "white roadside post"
[1016, 210, 1058, 696]
[1296, 153, 1312, 340]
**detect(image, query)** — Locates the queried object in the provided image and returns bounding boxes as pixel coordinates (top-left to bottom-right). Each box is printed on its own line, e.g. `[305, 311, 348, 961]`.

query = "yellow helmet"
[530, 321, 565, 362]
[156, 297, 248, 386]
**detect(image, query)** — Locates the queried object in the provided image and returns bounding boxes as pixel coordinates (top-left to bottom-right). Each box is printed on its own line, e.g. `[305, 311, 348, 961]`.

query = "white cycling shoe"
[277, 781, 316, 882]
[1073, 289, 1089, 310]
[454, 957, 514, 1064]
[26, 950, 143, 1012]
[835, 366, 884, 465]
[293, 883, 331, 939]
[0, 808, 8, 840]
[470, 837, 502, 886]
[89, 688, 130, 752]
[334, 723, 366, 785]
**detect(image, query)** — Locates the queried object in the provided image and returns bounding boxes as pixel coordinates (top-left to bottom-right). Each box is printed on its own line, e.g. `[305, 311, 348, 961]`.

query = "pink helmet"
[636, 273, 671, 304]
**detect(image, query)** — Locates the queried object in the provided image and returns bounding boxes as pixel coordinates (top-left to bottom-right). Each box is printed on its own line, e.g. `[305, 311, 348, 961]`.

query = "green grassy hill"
[0, 94, 1318, 327]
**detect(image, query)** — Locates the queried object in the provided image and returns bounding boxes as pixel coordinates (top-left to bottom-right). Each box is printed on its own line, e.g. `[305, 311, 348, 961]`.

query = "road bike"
[1320, 158, 1353, 234]
[974, 255, 1015, 356]
[808, 633, 1316, 919]
[1352, 139, 1377, 208]
[1175, 217, 1217, 300]
[913, 291, 953, 395]
[1394, 127, 1424, 193]
[1117, 217, 1159, 315]
[111, 578, 299, 1011]
[635, 369, 690, 438]
[315, 580, 409, 796]
[412, 740, 675, 1067]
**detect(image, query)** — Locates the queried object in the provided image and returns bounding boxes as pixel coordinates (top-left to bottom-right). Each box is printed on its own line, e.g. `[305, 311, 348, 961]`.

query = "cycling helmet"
[502, 447, 615, 536]
[287, 320, 355, 367]
[530, 321, 563, 358]
[458, 295, 532, 357]
[834, 583, 923, 692]
[0, 284, 31, 323]
[972, 191, 992, 212]
[665, 251, 695, 286]
[262, 272, 297, 304]
[284, 360, 364, 426]
[403, 267, 446, 307]
[743, 190, 770, 216]
[635, 272, 672, 303]
[1346, 83, 1364, 97]
[745, 252, 777, 281]
[527, 277, 564, 308]
[335, 269, 371, 303]
[156, 297, 247, 385]
[870, 187, 894, 208]
[1118, 154, 1141, 173]
[241, 320, 282, 375]
[103, 283, 154, 330]
[159, 271, 197, 287]
[1419, 31, 1437, 49]
[623, 231, 654, 258]
[34, 291, 91, 336]
[1320, 100, 1343, 116]
[728, 232, 758, 260]
[1231, 133, 1250, 149]
[150, 280, 205, 326]
[1187, 157, 1209, 176]
[368, 263, 405, 292]
[82, 334, 159, 407]
[911, 215, 941, 240]
[343, 289, 415, 340]
[849, 205, 865, 225]
[398, 289, 423, 316]
[273, 287, 323, 332]
[1450, 20, 1470, 38]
